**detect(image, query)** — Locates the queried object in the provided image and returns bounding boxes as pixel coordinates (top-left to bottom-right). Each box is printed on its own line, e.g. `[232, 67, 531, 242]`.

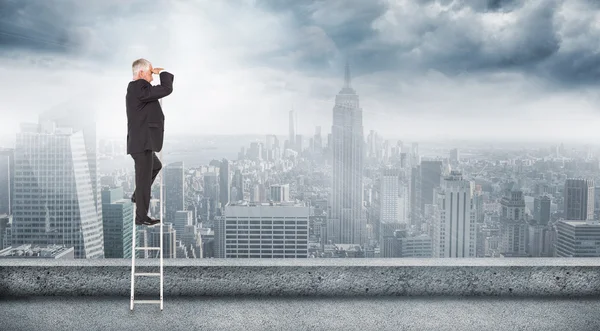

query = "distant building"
[555, 220, 600, 257]
[0, 244, 74, 259]
[564, 178, 594, 221]
[216, 201, 309, 258]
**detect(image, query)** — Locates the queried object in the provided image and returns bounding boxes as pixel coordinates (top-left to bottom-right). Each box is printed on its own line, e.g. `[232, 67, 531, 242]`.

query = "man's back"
[126, 71, 174, 154]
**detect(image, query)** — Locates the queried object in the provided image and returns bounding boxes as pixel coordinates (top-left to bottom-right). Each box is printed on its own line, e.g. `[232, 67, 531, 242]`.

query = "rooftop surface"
[2, 296, 599, 331]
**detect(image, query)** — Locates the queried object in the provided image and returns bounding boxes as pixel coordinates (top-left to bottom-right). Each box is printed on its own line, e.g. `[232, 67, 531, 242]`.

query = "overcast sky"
[0, 0, 599, 143]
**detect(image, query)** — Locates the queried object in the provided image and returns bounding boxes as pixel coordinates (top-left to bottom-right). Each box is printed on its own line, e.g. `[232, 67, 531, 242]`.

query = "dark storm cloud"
[0, 0, 154, 59]
[253, 0, 600, 88]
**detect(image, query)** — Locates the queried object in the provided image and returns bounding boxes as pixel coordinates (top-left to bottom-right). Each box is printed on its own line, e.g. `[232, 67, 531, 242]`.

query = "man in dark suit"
[126, 58, 174, 225]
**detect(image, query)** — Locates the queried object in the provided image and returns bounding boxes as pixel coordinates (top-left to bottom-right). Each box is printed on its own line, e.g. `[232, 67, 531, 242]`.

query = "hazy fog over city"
[0, 0, 599, 142]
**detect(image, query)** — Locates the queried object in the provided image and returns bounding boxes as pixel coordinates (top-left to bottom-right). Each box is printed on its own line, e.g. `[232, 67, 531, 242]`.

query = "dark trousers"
[131, 150, 162, 222]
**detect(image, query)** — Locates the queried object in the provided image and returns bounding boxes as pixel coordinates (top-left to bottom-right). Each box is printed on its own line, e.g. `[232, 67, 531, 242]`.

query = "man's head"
[132, 58, 153, 83]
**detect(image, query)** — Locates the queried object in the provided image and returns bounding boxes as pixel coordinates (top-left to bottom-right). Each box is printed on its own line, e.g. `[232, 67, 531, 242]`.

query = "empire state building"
[328, 62, 366, 245]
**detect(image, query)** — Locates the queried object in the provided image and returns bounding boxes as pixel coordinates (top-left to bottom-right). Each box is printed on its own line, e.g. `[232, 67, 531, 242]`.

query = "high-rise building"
[564, 178, 594, 221]
[249, 142, 262, 161]
[295, 134, 303, 153]
[12, 121, 104, 258]
[173, 210, 193, 242]
[232, 169, 244, 201]
[165, 162, 185, 224]
[555, 220, 600, 257]
[329, 61, 366, 245]
[149, 223, 177, 258]
[39, 105, 101, 231]
[270, 184, 290, 202]
[0, 149, 14, 215]
[534, 195, 551, 225]
[432, 171, 476, 258]
[101, 186, 133, 258]
[450, 148, 459, 164]
[219, 159, 230, 209]
[499, 190, 528, 256]
[203, 172, 219, 220]
[380, 168, 400, 224]
[217, 201, 309, 258]
[289, 109, 296, 148]
[420, 160, 443, 212]
[410, 165, 421, 224]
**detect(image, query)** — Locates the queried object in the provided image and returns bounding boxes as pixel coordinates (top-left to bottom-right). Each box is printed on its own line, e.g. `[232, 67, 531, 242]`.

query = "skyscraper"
[432, 171, 476, 258]
[380, 168, 400, 224]
[165, 162, 185, 224]
[289, 109, 296, 148]
[564, 178, 594, 221]
[12, 120, 104, 258]
[329, 61, 366, 245]
[0, 148, 14, 215]
[499, 190, 528, 256]
[534, 195, 551, 225]
[420, 160, 443, 211]
[203, 172, 219, 220]
[101, 186, 133, 258]
[219, 159, 230, 208]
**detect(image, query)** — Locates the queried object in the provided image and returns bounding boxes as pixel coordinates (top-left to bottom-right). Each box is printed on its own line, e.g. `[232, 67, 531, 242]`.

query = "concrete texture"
[2, 296, 600, 331]
[2, 258, 600, 297]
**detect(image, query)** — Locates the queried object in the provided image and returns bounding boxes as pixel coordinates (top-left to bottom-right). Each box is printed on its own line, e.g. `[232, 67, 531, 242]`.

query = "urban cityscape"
[1, 61, 599, 260]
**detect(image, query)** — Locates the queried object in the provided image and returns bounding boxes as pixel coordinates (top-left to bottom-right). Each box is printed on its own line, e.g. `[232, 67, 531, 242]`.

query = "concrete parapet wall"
[1, 258, 599, 297]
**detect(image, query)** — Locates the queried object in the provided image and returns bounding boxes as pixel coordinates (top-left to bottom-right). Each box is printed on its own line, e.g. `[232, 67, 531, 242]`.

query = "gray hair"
[132, 58, 151, 76]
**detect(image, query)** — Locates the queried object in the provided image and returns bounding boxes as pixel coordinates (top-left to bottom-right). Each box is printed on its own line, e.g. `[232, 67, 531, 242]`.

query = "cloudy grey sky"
[0, 0, 599, 142]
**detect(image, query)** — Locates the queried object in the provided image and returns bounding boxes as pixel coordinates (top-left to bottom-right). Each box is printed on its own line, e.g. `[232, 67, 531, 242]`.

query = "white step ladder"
[130, 100, 165, 311]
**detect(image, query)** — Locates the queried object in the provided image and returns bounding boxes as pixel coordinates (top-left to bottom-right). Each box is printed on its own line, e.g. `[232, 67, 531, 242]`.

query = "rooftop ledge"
[1, 258, 599, 297]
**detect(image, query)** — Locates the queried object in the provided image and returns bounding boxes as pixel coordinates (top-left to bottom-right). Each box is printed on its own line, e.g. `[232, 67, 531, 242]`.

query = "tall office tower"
[12, 121, 104, 258]
[217, 201, 309, 258]
[473, 185, 484, 223]
[410, 165, 421, 224]
[329, 61, 366, 245]
[219, 159, 230, 208]
[101, 186, 133, 258]
[527, 221, 555, 257]
[0, 149, 14, 215]
[270, 184, 290, 202]
[249, 142, 262, 161]
[534, 195, 551, 225]
[314, 126, 323, 153]
[564, 178, 595, 220]
[449, 148, 459, 164]
[203, 172, 219, 220]
[367, 130, 376, 158]
[555, 220, 600, 257]
[420, 160, 443, 212]
[289, 109, 296, 148]
[499, 190, 528, 256]
[173, 210, 193, 242]
[149, 223, 177, 258]
[380, 168, 400, 224]
[39, 106, 101, 231]
[432, 171, 476, 258]
[295, 134, 303, 153]
[164, 161, 185, 224]
[232, 169, 244, 201]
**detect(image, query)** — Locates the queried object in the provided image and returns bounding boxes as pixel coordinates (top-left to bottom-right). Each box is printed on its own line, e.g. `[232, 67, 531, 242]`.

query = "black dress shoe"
[135, 218, 160, 226]
[131, 194, 136, 203]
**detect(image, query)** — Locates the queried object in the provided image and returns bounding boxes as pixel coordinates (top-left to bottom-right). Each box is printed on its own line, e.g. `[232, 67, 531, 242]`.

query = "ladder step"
[134, 272, 161, 277]
[135, 247, 161, 250]
[133, 300, 161, 304]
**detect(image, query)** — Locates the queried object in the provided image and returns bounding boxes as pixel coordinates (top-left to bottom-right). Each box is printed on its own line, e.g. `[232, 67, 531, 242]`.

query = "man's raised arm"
[138, 71, 174, 102]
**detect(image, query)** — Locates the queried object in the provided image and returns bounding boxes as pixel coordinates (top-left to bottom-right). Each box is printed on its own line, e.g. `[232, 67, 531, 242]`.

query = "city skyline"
[0, 0, 599, 142]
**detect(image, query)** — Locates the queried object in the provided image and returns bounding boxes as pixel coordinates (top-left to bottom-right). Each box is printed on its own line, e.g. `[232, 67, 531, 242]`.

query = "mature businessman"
[126, 58, 174, 225]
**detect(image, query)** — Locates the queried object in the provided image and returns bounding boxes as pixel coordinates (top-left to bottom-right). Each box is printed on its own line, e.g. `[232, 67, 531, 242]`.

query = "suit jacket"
[126, 71, 174, 154]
